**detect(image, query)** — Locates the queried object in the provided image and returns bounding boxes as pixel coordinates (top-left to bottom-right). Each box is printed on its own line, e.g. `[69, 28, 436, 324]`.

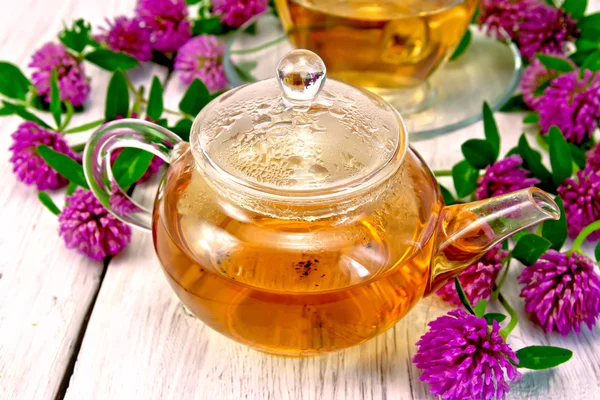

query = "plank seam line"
[53, 258, 110, 400]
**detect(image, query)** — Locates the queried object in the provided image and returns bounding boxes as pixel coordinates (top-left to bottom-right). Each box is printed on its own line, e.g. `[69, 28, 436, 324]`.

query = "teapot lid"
[191, 50, 407, 196]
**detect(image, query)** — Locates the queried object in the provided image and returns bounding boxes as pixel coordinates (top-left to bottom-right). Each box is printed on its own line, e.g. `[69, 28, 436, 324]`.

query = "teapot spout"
[425, 187, 560, 295]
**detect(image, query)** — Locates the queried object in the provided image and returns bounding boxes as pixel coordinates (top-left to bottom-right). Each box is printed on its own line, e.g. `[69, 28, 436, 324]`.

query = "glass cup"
[274, 0, 479, 112]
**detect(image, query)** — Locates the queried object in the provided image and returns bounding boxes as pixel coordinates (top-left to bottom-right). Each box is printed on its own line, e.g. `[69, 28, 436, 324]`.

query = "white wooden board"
[1, 0, 599, 399]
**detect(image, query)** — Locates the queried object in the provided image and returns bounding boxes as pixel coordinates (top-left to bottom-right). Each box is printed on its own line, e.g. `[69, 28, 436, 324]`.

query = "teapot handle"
[83, 119, 183, 232]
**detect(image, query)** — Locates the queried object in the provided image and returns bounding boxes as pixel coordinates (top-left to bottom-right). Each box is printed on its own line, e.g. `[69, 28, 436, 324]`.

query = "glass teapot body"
[154, 143, 440, 355]
[83, 50, 560, 356]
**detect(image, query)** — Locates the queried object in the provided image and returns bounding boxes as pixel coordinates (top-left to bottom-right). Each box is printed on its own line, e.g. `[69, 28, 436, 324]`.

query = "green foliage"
[484, 313, 507, 325]
[38, 192, 61, 216]
[499, 94, 528, 112]
[112, 148, 154, 189]
[517, 134, 553, 186]
[547, 126, 573, 186]
[511, 229, 529, 243]
[85, 49, 139, 71]
[64, 119, 104, 134]
[569, 143, 587, 169]
[179, 79, 211, 116]
[523, 112, 540, 124]
[581, 50, 600, 73]
[0, 62, 31, 100]
[234, 61, 258, 83]
[512, 234, 552, 266]
[50, 70, 62, 128]
[450, 29, 472, 61]
[454, 278, 475, 315]
[146, 76, 164, 120]
[536, 54, 576, 72]
[516, 346, 573, 370]
[579, 12, 600, 31]
[561, 0, 587, 19]
[474, 300, 488, 318]
[170, 118, 193, 141]
[439, 184, 456, 206]
[192, 17, 224, 35]
[534, 80, 552, 96]
[452, 160, 479, 198]
[66, 182, 77, 196]
[37, 145, 89, 188]
[2, 101, 51, 128]
[595, 241, 600, 263]
[59, 19, 94, 53]
[105, 70, 129, 121]
[462, 139, 497, 169]
[482, 102, 501, 158]
[542, 196, 568, 251]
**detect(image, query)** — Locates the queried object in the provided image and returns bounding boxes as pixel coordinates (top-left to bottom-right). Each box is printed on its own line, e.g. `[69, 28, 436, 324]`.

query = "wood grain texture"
[66, 17, 600, 399]
[0, 0, 140, 398]
[1, 0, 600, 399]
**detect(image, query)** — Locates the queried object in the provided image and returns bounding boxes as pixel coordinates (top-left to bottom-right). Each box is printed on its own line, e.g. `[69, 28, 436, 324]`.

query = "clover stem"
[71, 143, 86, 152]
[569, 220, 600, 254]
[229, 35, 288, 55]
[433, 169, 452, 177]
[138, 98, 189, 119]
[59, 101, 74, 131]
[454, 277, 476, 315]
[123, 73, 138, 95]
[492, 255, 511, 300]
[498, 292, 518, 338]
[535, 134, 549, 152]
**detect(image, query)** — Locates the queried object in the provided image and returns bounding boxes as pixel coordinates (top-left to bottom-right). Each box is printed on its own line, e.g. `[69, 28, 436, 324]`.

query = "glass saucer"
[224, 12, 523, 140]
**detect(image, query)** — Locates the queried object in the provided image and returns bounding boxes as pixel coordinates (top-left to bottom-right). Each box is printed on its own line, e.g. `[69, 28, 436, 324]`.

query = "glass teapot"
[83, 50, 560, 356]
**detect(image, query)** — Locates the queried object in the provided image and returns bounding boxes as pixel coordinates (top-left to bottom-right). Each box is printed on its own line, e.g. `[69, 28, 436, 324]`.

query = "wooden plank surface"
[1, 0, 599, 399]
[0, 0, 140, 398]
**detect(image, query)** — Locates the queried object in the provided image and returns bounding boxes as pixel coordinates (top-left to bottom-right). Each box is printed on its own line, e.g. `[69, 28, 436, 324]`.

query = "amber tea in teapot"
[275, 0, 478, 89]
[155, 147, 443, 355]
[84, 50, 560, 357]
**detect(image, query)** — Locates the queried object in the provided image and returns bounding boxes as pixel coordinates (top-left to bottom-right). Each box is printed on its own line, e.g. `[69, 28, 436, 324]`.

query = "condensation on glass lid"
[192, 58, 405, 192]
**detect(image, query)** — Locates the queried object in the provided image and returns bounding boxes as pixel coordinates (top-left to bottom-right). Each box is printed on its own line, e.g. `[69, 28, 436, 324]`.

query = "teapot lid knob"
[276, 50, 326, 107]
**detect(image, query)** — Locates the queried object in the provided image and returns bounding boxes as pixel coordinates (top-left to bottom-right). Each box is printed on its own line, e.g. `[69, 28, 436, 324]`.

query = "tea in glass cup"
[275, 0, 478, 111]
